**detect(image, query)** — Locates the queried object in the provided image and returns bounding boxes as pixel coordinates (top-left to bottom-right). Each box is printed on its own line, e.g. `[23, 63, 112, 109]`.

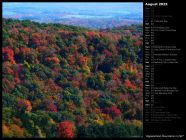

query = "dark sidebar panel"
[144, 0, 185, 138]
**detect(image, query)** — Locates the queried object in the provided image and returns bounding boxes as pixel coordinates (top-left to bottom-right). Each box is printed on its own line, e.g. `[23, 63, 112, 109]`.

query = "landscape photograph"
[2, 2, 143, 138]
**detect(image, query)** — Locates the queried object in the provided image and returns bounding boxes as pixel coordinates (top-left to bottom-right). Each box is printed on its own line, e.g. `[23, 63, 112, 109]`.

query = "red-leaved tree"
[46, 56, 60, 64]
[134, 40, 142, 47]
[2, 47, 15, 64]
[103, 106, 121, 118]
[124, 79, 137, 90]
[46, 102, 57, 112]
[56, 121, 74, 138]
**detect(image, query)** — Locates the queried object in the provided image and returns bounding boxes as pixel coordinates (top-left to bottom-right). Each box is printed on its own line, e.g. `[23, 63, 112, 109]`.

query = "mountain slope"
[2, 18, 143, 138]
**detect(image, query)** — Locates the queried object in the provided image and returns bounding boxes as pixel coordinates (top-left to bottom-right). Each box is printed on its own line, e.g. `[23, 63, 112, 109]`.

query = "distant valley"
[3, 3, 143, 29]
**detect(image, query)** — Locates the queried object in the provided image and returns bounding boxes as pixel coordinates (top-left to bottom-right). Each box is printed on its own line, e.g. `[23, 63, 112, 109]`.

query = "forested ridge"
[2, 18, 143, 138]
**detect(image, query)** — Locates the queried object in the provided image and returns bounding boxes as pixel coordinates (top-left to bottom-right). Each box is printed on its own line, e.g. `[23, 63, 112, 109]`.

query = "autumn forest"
[2, 17, 143, 138]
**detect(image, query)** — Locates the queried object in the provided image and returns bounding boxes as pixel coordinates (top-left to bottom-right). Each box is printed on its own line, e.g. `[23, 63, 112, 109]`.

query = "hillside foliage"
[2, 18, 143, 138]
